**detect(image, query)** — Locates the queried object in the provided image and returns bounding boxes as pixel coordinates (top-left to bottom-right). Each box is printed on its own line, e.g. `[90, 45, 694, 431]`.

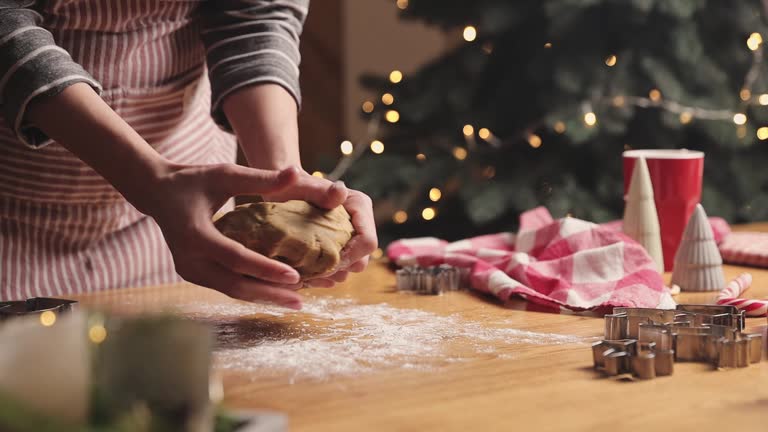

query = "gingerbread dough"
[214, 200, 354, 279]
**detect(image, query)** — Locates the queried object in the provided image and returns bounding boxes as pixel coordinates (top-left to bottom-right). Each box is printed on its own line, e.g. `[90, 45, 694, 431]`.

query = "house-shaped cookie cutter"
[593, 304, 761, 379]
[395, 265, 468, 295]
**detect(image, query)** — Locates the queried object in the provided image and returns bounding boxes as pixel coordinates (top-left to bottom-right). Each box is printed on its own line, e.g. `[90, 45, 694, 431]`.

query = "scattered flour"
[177, 298, 586, 382]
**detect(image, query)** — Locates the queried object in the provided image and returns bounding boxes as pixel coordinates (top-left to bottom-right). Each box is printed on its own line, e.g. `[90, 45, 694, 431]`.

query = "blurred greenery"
[338, 0, 768, 245]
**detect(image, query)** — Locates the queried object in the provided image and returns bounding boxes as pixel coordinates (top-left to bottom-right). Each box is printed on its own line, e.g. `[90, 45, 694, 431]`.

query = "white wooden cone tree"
[623, 157, 664, 272]
[671, 203, 725, 292]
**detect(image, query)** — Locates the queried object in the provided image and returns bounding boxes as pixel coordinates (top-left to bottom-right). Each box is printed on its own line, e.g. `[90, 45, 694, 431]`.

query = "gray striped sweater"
[0, 0, 309, 147]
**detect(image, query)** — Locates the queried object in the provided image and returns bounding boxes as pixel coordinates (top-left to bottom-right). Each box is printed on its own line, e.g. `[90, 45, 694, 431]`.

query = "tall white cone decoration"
[623, 157, 664, 272]
[671, 204, 725, 292]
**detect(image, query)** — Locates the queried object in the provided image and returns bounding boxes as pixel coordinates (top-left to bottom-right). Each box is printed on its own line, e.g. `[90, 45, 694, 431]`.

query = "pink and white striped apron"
[0, 1, 236, 300]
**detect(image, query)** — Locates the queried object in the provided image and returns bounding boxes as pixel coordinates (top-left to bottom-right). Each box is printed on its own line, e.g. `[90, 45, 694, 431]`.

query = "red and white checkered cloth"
[387, 208, 733, 313]
[719, 232, 768, 268]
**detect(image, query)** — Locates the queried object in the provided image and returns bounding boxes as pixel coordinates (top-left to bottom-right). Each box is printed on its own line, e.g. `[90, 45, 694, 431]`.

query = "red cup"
[622, 149, 704, 272]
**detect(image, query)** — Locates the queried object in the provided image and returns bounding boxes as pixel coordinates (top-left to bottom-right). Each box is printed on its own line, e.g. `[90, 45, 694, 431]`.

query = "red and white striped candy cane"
[716, 273, 768, 317]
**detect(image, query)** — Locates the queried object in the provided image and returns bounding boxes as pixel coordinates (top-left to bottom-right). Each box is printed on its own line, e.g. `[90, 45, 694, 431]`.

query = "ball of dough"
[214, 200, 354, 279]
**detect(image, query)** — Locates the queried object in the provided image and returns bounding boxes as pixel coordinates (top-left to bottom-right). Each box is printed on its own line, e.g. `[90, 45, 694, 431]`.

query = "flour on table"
[177, 297, 586, 382]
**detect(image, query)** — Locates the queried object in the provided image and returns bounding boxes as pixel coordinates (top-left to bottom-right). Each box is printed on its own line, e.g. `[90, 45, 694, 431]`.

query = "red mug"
[622, 149, 704, 271]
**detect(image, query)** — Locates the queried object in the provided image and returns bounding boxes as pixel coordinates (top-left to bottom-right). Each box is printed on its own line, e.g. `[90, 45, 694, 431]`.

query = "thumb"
[212, 164, 299, 197]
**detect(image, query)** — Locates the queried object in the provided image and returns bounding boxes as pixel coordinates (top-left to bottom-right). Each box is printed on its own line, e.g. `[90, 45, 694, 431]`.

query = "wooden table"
[70, 225, 768, 432]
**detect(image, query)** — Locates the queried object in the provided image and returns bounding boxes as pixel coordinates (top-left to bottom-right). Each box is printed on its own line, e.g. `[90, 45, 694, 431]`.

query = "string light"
[554, 121, 566, 134]
[649, 89, 662, 102]
[760, 94, 768, 105]
[371, 248, 384, 259]
[381, 93, 394, 105]
[478, 128, 491, 139]
[612, 95, 625, 107]
[416, 153, 426, 161]
[605, 54, 617, 67]
[679, 111, 693, 124]
[737, 125, 748, 138]
[340, 140, 353, 155]
[393, 210, 408, 224]
[757, 127, 768, 140]
[463, 25, 477, 42]
[312, 171, 324, 178]
[482, 166, 496, 179]
[482, 42, 493, 54]
[362, 101, 374, 113]
[370, 140, 385, 154]
[39, 311, 56, 327]
[421, 207, 436, 221]
[396, 0, 408, 10]
[733, 113, 747, 125]
[527, 133, 542, 148]
[89, 324, 107, 344]
[747, 32, 763, 51]
[429, 187, 442, 202]
[740, 88, 752, 101]
[385, 110, 400, 123]
[452, 146, 468, 160]
[544, 42, 552, 48]
[389, 70, 403, 83]
[583, 112, 597, 126]
[462, 124, 474, 136]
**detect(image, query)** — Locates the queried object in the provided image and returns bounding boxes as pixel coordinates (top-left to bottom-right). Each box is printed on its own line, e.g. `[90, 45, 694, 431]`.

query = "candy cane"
[716, 273, 768, 317]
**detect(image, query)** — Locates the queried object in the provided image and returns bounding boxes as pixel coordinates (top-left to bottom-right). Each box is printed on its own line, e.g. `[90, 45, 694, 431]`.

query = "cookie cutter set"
[592, 304, 763, 380]
[395, 264, 469, 295]
[0, 297, 78, 319]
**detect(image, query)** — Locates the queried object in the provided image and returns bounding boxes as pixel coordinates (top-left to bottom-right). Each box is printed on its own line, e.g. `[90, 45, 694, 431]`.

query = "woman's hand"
[260, 170, 378, 287]
[136, 163, 315, 309]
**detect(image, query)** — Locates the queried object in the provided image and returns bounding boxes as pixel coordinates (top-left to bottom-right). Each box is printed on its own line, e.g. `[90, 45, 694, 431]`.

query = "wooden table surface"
[69, 224, 768, 431]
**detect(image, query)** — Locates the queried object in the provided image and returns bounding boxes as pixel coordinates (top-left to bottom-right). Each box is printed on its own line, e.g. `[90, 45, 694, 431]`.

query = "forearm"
[25, 83, 171, 211]
[222, 84, 302, 170]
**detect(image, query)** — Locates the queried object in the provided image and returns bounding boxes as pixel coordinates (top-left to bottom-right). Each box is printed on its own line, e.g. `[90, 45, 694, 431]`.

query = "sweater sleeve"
[199, 0, 308, 132]
[0, 0, 101, 148]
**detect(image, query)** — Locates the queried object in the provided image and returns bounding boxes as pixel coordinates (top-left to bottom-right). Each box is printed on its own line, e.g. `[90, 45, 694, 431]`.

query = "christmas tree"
[331, 0, 768, 246]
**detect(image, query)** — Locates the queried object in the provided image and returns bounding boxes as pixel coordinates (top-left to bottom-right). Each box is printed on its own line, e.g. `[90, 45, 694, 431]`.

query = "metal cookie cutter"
[395, 265, 467, 295]
[0, 297, 78, 320]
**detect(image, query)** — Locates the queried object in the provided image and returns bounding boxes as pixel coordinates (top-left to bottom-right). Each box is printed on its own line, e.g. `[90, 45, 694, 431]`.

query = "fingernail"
[281, 270, 300, 283]
[280, 300, 302, 310]
[333, 181, 347, 190]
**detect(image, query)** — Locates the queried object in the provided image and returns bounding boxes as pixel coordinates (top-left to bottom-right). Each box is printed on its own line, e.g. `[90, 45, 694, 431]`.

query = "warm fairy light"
[89, 324, 107, 344]
[733, 113, 747, 125]
[311, 171, 324, 178]
[416, 153, 426, 161]
[396, 0, 408, 10]
[482, 166, 496, 179]
[554, 121, 566, 134]
[429, 187, 442, 202]
[371, 248, 384, 259]
[421, 207, 436, 221]
[340, 140, 353, 155]
[39, 311, 56, 327]
[747, 32, 763, 51]
[362, 101, 374, 113]
[385, 110, 400, 123]
[544, 42, 552, 48]
[370, 140, 385, 154]
[649, 89, 662, 102]
[463, 124, 474, 136]
[583, 112, 597, 126]
[757, 127, 768, 140]
[482, 42, 493, 54]
[381, 93, 394, 105]
[737, 125, 747, 138]
[740, 88, 752, 101]
[389, 70, 403, 83]
[612, 95, 625, 107]
[605, 55, 617, 67]
[463, 25, 477, 42]
[452, 146, 468, 160]
[393, 210, 408, 224]
[760, 94, 768, 105]
[679, 111, 693, 124]
[478, 128, 491, 139]
[527, 133, 542, 148]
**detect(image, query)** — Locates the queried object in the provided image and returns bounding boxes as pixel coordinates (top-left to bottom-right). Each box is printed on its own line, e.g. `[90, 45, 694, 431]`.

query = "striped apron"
[0, 1, 237, 300]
